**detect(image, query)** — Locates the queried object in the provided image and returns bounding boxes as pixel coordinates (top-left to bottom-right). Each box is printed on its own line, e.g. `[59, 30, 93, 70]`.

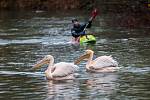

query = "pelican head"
[74, 50, 94, 64]
[32, 55, 54, 70]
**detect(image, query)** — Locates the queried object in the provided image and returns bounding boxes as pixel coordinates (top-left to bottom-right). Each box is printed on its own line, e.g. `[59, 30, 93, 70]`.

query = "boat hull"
[80, 35, 96, 44]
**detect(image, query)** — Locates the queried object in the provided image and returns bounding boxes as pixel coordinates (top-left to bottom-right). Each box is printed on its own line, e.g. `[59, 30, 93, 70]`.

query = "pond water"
[0, 10, 150, 100]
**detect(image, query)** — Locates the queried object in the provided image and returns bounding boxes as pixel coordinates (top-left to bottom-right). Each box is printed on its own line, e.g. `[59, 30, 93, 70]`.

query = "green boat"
[79, 35, 96, 44]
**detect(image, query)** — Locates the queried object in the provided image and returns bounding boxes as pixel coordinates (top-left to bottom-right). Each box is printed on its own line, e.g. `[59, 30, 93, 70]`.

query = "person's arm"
[71, 28, 81, 36]
[72, 27, 82, 33]
[81, 20, 92, 30]
[71, 27, 86, 36]
[71, 28, 77, 36]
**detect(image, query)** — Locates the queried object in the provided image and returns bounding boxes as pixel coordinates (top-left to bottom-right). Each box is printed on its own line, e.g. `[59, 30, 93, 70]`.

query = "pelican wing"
[91, 56, 118, 69]
[52, 62, 79, 77]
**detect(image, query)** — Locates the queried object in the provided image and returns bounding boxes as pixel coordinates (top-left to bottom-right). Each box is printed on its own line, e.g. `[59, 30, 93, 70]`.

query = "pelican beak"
[32, 58, 49, 70]
[74, 53, 90, 64]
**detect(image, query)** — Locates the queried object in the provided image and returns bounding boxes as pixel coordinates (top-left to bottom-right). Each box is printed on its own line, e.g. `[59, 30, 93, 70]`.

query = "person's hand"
[79, 31, 86, 35]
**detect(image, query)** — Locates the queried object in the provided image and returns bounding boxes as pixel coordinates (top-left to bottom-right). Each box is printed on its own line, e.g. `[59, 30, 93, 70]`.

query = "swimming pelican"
[74, 50, 118, 72]
[32, 55, 79, 80]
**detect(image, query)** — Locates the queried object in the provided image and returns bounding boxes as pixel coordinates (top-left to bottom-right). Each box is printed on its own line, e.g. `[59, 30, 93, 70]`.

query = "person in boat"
[71, 18, 93, 42]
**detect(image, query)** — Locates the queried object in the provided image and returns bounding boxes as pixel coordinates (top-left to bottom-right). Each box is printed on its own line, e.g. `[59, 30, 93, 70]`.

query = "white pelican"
[74, 50, 118, 72]
[32, 55, 79, 80]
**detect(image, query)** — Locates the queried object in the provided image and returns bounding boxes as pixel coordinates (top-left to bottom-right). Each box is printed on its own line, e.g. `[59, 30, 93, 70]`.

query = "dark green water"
[0, 10, 150, 100]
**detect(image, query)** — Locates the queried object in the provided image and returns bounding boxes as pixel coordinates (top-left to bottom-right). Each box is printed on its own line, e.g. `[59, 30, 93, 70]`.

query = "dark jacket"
[71, 21, 92, 38]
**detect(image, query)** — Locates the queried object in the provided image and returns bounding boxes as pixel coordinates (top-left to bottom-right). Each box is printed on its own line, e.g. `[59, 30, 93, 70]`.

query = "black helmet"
[72, 18, 78, 23]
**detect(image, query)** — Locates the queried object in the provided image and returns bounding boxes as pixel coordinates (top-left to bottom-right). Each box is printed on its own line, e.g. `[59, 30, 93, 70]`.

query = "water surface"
[0, 10, 150, 100]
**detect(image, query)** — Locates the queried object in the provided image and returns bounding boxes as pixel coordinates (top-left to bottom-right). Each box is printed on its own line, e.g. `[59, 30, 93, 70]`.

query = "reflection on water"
[0, 11, 150, 100]
[45, 73, 118, 100]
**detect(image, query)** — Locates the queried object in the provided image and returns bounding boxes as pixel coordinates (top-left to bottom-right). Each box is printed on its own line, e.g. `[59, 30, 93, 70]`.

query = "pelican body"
[32, 55, 79, 80]
[74, 50, 118, 72]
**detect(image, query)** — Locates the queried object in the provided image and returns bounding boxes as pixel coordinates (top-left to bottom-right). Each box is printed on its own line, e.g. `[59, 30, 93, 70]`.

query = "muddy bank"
[0, 0, 149, 28]
[0, 0, 95, 10]
[0, 0, 148, 14]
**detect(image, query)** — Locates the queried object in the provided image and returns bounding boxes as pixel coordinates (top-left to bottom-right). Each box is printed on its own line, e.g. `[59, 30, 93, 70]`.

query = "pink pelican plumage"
[74, 50, 118, 72]
[32, 55, 79, 80]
